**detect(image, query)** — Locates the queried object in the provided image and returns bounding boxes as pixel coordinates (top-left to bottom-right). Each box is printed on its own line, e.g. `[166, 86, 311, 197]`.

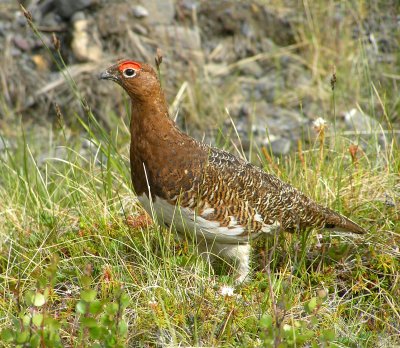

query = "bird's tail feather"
[323, 209, 366, 234]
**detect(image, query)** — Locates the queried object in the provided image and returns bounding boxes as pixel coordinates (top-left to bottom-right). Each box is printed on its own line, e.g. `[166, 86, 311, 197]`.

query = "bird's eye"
[123, 68, 136, 78]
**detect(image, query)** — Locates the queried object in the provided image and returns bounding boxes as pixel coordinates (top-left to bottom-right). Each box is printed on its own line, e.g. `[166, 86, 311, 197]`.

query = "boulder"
[54, 0, 95, 19]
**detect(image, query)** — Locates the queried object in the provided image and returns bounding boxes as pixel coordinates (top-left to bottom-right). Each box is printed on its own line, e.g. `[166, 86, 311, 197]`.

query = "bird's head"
[99, 60, 160, 101]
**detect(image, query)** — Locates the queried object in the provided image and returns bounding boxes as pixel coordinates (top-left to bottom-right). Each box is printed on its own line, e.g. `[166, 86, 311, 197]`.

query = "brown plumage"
[100, 59, 366, 282]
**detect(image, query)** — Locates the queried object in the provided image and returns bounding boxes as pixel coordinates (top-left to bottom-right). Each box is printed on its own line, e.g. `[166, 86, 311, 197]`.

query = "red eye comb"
[118, 60, 142, 72]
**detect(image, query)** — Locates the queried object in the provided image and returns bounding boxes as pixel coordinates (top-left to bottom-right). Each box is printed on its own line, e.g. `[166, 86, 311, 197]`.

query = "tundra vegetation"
[0, 1, 399, 347]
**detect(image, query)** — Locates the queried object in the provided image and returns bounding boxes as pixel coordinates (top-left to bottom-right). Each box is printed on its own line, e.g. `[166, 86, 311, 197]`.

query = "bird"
[99, 59, 366, 283]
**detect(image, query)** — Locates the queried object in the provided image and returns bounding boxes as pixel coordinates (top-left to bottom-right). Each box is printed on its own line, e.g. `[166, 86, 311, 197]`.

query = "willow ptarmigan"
[100, 59, 366, 282]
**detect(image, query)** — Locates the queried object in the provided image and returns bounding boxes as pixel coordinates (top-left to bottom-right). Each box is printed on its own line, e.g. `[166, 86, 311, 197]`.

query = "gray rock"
[11, 47, 22, 57]
[197, 1, 296, 50]
[268, 107, 306, 134]
[71, 11, 86, 22]
[344, 108, 380, 131]
[205, 38, 239, 64]
[133, 23, 149, 36]
[228, 101, 305, 154]
[343, 108, 390, 150]
[179, 0, 199, 11]
[154, 25, 202, 63]
[96, 3, 133, 36]
[40, 12, 63, 28]
[54, 0, 95, 19]
[0, 22, 11, 36]
[237, 72, 285, 103]
[284, 63, 312, 90]
[13, 35, 31, 51]
[238, 61, 264, 78]
[240, 21, 255, 39]
[205, 63, 230, 77]
[255, 73, 285, 102]
[71, 13, 102, 62]
[269, 137, 291, 156]
[132, 5, 149, 18]
[141, 0, 175, 25]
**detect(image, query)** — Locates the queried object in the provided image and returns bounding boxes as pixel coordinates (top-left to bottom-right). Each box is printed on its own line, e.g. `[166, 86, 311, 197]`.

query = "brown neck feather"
[128, 86, 197, 197]
[130, 92, 176, 140]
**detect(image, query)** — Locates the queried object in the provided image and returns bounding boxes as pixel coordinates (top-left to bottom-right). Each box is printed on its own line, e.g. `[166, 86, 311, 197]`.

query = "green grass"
[0, 95, 399, 347]
[1, 1, 399, 347]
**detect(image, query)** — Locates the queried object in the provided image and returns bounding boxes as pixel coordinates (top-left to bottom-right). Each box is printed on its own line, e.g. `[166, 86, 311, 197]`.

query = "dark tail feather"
[324, 209, 367, 234]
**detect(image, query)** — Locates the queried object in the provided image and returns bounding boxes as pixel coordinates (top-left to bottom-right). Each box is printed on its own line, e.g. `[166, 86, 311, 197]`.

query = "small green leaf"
[89, 300, 103, 314]
[32, 313, 44, 326]
[30, 333, 41, 347]
[105, 302, 119, 315]
[119, 293, 130, 309]
[89, 326, 102, 339]
[81, 289, 97, 302]
[24, 290, 35, 306]
[33, 293, 46, 307]
[81, 275, 92, 288]
[105, 336, 117, 346]
[293, 320, 302, 328]
[296, 329, 314, 343]
[43, 317, 61, 331]
[118, 320, 128, 336]
[22, 314, 31, 326]
[76, 300, 87, 314]
[322, 329, 336, 341]
[310, 316, 319, 326]
[16, 330, 29, 344]
[258, 281, 268, 292]
[81, 317, 98, 328]
[100, 314, 113, 326]
[305, 297, 317, 313]
[260, 314, 273, 328]
[37, 275, 47, 289]
[1, 328, 15, 343]
[44, 287, 51, 298]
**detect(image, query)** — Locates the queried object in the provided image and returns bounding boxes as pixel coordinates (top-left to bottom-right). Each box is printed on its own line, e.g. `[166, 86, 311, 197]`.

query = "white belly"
[137, 194, 254, 244]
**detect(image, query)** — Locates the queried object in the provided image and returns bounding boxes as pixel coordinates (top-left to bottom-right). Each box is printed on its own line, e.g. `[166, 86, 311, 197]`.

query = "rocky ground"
[0, 0, 399, 156]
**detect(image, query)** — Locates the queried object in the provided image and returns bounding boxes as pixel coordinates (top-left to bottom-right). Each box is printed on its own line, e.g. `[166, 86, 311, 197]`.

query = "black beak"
[99, 70, 118, 82]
